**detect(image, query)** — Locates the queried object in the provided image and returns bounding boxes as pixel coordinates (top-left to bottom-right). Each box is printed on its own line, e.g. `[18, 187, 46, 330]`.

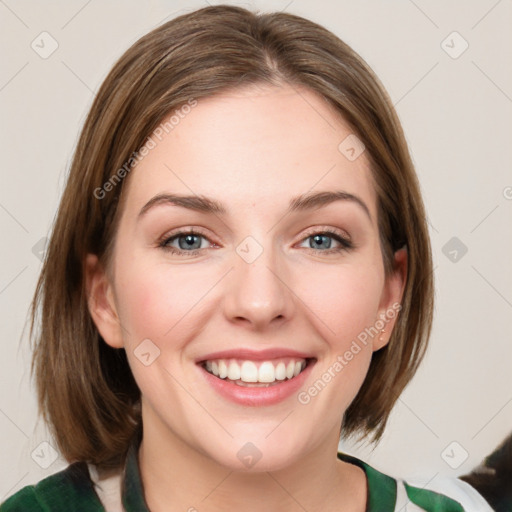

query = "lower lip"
[198, 360, 315, 406]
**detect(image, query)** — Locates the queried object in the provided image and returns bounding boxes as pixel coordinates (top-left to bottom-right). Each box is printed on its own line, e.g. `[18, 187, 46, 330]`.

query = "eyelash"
[158, 227, 354, 257]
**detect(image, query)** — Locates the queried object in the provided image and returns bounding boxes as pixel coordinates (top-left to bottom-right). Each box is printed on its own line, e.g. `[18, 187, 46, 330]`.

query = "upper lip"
[196, 348, 316, 363]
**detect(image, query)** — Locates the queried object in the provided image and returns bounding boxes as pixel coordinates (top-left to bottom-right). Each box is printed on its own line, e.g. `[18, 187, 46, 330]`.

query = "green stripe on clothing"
[337, 452, 397, 512]
[405, 481, 465, 512]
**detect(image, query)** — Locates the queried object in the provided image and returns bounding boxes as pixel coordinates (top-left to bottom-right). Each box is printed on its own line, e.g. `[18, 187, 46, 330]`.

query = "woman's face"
[87, 83, 405, 471]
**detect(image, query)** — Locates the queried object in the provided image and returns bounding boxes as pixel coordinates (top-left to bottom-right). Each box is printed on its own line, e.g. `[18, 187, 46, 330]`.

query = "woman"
[0, 5, 494, 511]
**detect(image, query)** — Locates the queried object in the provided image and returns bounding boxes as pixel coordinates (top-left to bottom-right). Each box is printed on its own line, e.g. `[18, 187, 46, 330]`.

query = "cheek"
[296, 261, 384, 343]
[114, 260, 215, 342]
[296, 264, 383, 410]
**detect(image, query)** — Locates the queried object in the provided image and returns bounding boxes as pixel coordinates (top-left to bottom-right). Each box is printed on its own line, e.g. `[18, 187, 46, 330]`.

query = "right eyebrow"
[138, 194, 226, 218]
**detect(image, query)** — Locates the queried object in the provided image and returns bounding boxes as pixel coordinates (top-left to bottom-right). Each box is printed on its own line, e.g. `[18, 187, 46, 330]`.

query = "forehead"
[121, 83, 377, 221]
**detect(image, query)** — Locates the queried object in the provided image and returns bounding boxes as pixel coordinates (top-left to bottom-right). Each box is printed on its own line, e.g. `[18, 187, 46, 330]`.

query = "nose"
[222, 240, 295, 331]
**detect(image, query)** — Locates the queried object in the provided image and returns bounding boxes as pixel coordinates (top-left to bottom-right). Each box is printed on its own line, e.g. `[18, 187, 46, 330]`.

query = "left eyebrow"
[137, 190, 372, 222]
[288, 191, 371, 221]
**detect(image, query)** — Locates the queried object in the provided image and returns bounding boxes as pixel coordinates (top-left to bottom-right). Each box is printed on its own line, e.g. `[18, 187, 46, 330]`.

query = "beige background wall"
[1, 0, 511, 499]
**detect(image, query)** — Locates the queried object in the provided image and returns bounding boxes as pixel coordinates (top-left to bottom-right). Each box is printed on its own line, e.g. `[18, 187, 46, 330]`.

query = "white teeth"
[203, 358, 308, 384]
[227, 361, 241, 380]
[275, 362, 286, 381]
[240, 361, 258, 382]
[286, 361, 295, 379]
[258, 362, 275, 383]
[218, 360, 228, 379]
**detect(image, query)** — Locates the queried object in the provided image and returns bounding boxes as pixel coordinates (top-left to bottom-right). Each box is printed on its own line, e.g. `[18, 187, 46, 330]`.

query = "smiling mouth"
[200, 357, 316, 387]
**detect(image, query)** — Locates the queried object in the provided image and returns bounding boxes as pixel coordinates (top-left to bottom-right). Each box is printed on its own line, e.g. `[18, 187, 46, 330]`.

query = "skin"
[86, 83, 406, 512]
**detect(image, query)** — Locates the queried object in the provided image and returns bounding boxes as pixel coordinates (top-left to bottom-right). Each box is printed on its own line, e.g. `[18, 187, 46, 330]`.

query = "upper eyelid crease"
[160, 228, 353, 253]
[138, 190, 372, 223]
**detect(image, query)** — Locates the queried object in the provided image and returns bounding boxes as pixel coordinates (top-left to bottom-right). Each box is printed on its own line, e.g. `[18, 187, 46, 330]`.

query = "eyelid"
[299, 225, 352, 244]
[158, 225, 354, 256]
[295, 227, 354, 254]
[156, 229, 214, 260]
[157, 226, 214, 245]
[158, 227, 350, 246]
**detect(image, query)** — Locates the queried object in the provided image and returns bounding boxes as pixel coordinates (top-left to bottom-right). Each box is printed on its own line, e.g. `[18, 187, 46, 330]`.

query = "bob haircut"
[28, 4, 434, 468]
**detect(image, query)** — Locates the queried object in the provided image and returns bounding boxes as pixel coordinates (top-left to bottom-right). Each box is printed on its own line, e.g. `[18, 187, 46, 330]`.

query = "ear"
[85, 253, 124, 349]
[372, 247, 407, 351]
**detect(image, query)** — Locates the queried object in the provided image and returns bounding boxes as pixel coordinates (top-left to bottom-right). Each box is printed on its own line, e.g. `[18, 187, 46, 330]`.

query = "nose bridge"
[223, 233, 293, 328]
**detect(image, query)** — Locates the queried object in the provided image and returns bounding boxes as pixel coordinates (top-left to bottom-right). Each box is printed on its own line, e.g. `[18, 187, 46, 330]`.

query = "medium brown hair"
[28, 4, 434, 468]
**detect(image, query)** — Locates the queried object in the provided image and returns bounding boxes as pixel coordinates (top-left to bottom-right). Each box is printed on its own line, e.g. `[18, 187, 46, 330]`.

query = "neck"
[137, 412, 367, 512]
